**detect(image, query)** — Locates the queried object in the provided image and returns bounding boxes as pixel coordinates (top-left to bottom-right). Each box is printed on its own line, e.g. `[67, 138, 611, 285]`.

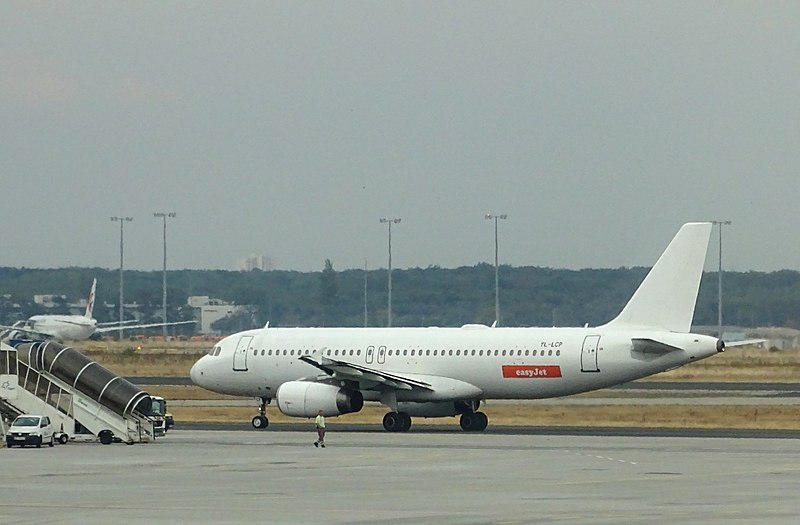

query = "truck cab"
[147, 396, 173, 436]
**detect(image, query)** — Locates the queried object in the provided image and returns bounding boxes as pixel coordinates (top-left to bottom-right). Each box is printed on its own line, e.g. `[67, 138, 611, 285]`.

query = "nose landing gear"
[251, 396, 270, 429]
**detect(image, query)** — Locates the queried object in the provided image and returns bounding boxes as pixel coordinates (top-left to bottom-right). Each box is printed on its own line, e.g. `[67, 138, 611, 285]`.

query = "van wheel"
[49, 436, 54, 447]
[58, 434, 69, 445]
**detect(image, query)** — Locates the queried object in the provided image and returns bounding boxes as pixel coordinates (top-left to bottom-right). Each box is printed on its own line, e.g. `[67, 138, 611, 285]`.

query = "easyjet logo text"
[502, 365, 562, 378]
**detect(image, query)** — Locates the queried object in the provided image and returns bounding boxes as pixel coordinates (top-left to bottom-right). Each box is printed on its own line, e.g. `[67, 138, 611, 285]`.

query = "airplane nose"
[190, 358, 205, 385]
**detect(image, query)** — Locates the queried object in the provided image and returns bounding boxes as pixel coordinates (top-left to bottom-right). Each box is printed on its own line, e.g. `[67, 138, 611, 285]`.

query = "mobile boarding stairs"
[1, 340, 156, 445]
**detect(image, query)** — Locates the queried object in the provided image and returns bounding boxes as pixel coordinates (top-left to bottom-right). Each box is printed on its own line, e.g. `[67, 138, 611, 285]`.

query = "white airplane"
[190, 222, 724, 432]
[1, 278, 195, 341]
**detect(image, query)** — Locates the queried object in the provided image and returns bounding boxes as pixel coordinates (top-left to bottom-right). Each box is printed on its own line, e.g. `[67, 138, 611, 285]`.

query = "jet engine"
[276, 381, 364, 417]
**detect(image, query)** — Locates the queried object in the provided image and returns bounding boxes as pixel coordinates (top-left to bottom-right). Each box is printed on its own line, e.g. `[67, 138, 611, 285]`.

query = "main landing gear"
[381, 410, 489, 432]
[251, 396, 270, 429]
[383, 411, 412, 432]
[459, 411, 488, 431]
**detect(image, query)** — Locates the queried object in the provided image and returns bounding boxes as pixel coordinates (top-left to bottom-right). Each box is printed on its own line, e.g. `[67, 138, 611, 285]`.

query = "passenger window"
[456, 350, 460, 356]
[261, 350, 265, 356]
[556, 350, 561, 356]
[411, 350, 415, 356]
[548, 350, 553, 356]
[494, 350, 499, 356]
[533, 350, 537, 357]
[479, 350, 483, 356]
[433, 350, 438, 356]
[525, 350, 529, 356]
[426, 349, 430, 356]
[253, 349, 257, 356]
[403, 349, 408, 356]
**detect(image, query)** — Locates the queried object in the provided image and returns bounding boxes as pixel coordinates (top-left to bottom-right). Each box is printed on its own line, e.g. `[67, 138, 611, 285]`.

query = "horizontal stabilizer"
[631, 338, 682, 355]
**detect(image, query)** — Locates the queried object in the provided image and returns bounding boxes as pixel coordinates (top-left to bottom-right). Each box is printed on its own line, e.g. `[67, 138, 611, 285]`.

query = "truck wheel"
[58, 434, 69, 445]
[99, 430, 113, 445]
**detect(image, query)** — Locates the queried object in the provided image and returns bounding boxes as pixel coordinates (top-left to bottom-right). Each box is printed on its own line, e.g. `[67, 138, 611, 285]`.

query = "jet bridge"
[0, 341, 156, 444]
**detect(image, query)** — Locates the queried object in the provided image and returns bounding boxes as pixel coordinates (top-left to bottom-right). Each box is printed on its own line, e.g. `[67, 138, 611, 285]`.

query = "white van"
[6, 415, 55, 448]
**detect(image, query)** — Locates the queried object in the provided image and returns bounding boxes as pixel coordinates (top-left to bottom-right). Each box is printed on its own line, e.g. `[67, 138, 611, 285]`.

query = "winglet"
[84, 278, 97, 319]
[601, 222, 712, 332]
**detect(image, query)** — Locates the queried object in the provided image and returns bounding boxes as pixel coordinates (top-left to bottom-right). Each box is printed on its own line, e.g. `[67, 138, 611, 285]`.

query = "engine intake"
[276, 381, 364, 417]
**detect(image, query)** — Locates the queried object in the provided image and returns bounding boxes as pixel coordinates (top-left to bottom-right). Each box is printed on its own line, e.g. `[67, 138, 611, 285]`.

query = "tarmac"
[2, 429, 800, 524]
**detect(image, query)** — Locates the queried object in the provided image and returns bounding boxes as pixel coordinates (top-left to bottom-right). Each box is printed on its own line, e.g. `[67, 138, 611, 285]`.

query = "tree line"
[1, 264, 800, 331]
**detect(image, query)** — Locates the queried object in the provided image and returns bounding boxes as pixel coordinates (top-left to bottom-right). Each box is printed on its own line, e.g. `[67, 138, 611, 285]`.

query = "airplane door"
[233, 335, 252, 372]
[365, 345, 375, 364]
[377, 345, 386, 364]
[581, 335, 600, 373]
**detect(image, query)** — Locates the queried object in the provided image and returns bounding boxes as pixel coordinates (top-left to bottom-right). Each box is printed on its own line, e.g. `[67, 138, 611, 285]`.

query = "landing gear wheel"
[99, 430, 113, 445]
[459, 412, 475, 431]
[383, 412, 401, 432]
[398, 412, 412, 432]
[251, 415, 269, 429]
[473, 411, 488, 431]
[460, 411, 489, 431]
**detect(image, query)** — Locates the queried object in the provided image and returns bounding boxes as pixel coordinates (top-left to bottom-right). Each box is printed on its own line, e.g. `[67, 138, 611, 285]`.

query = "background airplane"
[191, 222, 725, 432]
[0, 278, 195, 341]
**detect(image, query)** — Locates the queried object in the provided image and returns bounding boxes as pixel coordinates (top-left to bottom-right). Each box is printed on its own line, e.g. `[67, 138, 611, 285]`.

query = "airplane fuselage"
[26, 315, 97, 341]
[191, 325, 720, 402]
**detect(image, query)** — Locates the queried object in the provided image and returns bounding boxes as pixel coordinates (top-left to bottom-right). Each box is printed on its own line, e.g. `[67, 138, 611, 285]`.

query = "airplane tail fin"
[84, 278, 97, 319]
[600, 222, 712, 332]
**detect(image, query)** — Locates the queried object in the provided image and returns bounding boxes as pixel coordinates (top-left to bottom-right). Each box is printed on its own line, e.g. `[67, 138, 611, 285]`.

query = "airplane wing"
[96, 320, 141, 327]
[299, 354, 434, 392]
[95, 320, 197, 334]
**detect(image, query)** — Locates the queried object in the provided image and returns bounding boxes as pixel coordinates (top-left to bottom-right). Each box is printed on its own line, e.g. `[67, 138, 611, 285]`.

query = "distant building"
[235, 254, 272, 272]
[189, 295, 247, 334]
[33, 294, 66, 308]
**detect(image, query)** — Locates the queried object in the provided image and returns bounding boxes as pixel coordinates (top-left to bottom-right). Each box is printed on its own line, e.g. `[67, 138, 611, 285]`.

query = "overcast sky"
[1, 2, 799, 273]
